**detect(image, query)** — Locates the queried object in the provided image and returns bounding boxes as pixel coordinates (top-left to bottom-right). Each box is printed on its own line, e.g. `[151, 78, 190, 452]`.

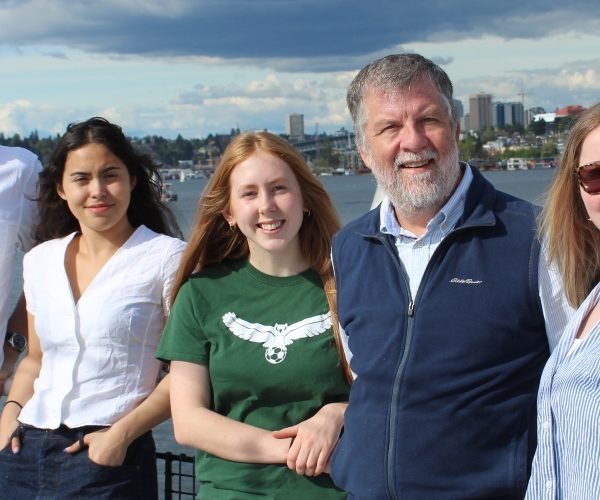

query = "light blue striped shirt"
[378, 165, 571, 351]
[525, 281, 600, 499]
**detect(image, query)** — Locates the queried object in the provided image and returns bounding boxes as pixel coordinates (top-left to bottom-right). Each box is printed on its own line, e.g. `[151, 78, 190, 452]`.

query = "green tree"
[541, 141, 558, 157]
[315, 137, 341, 168]
[459, 135, 482, 161]
[480, 127, 497, 144]
[556, 116, 576, 133]
[503, 124, 525, 135]
[530, 119, 546, 136]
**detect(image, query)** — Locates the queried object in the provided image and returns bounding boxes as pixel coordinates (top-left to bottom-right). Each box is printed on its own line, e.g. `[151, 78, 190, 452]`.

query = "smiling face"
[578, 125, 600, 230]
[223, 150, 306, 274]
[359, 77, 461, 220]
[57, 142, 136, 238]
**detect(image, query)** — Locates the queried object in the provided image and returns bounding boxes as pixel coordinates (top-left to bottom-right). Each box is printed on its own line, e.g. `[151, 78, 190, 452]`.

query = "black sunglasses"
[575, 161, 600, 194]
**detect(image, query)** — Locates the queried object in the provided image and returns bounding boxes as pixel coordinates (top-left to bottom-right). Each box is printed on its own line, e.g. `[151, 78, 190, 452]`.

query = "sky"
[1, 0, 600, 139]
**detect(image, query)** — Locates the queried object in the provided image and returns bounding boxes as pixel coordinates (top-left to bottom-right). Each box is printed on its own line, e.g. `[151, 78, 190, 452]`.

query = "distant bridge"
[292, 133, 355, 159]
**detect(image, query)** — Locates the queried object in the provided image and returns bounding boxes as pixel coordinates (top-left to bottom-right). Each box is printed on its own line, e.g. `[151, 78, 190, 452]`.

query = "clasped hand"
[272, 402, 345, 476]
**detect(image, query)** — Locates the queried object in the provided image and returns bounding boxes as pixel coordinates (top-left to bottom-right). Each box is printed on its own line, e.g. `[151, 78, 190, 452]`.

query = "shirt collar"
[379, 162, 473, 238]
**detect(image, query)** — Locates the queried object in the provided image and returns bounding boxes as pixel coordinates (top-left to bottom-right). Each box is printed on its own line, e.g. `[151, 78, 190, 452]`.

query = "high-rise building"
[451, 99, 464, 121]
[493, 102, 525, 128]
[493, 103, 505, 129]
[460, 114, 470, 133]
[468, 93, 493, 132]
[286, 113, 304, 142]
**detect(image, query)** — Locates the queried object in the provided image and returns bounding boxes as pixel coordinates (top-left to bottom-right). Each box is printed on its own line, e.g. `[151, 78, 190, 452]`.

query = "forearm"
[170, 360, 292, 464]
[173, 407, 291, 464]
[3, 353, 40, 409]
[2, 312, 40, 415]
[1, 295, 29, 390]
[109, 374, 171, 446]
[0, 345, 21, 389]
[0, 352, 41, 443]
[6, 295, 28, 338]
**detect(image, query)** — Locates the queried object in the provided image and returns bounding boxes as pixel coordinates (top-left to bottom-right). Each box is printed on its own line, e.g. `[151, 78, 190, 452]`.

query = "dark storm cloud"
[2, 0, 599, 71]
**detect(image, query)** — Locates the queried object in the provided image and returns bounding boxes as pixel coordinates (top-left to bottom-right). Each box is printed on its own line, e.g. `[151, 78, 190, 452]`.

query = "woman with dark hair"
[156, 131, 350, 498]
[0, 117, 186, 499]
[526, 102, 600, 498]
[34, 117, 181, 242]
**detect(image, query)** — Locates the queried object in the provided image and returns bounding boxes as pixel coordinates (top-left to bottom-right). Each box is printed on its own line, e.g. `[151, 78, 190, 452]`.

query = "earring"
[304, 209, 311, 217]
[229, 223, 236, 231]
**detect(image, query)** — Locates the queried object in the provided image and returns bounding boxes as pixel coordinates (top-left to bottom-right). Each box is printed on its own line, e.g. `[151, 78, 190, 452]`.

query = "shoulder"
[0, 146, 42, 176]
[467, 168, 540, 224]
[174, 264, 234, 308]
[492, 190, 540, 228]
[0, 146, 42, 196]
[133, 225, 186, 253]
[190, 260, 238, 282]
[24, 234, 72, 265]
[334, 207, 380, 244]
[332, 206, 380, 253]
[0, 145, 40, 165]
[181, 261, 248, 297]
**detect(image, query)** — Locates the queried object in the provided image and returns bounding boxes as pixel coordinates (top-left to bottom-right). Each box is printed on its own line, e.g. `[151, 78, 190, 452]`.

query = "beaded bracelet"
[3, 400, 23, 410]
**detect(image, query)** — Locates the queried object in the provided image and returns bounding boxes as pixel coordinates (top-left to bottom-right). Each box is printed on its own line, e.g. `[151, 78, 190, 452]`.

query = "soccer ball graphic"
[265, 346, 287, 364]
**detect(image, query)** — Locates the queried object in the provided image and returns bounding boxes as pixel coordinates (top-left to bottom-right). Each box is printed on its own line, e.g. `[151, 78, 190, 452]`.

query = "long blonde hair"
[171, 131, 352, 382]
[539, 102, 600, 307]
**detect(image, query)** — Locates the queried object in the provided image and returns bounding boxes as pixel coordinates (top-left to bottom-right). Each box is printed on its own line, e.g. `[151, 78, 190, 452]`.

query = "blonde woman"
[157, 131, 350, 499]
[526, 102, 600, 498]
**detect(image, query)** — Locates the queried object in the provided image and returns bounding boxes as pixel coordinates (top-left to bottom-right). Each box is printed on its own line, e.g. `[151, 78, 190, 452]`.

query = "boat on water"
[506, 158, 528, 171]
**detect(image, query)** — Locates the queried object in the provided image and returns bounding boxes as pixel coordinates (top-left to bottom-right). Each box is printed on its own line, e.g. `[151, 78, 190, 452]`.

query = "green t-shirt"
[156, 259, 348, 499]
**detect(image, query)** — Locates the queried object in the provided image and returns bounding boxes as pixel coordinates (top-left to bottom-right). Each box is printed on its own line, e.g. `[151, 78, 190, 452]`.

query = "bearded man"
[329, 54, 572, 499]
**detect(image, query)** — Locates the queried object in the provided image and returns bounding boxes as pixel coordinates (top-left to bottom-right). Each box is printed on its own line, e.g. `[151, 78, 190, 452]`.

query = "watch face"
[7, 332, 26, 353]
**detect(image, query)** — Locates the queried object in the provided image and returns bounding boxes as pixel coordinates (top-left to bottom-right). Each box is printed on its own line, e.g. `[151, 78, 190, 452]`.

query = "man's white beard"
[369, 145, 461, 218]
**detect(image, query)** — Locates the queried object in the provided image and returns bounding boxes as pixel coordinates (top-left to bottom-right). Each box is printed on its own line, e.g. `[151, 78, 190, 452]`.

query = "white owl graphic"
[222, 311, 332, 364]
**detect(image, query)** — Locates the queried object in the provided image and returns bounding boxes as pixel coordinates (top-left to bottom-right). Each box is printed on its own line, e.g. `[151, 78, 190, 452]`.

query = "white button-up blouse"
[19, 225, 186, 429]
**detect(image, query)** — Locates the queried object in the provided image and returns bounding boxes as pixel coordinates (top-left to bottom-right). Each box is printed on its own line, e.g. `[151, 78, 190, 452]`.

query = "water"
[165, 173, 381, 239]
[153, 167, 557, 453]
[166, 168, 555, 239]
[155, 166, 558, 438]
[6, 168, 558, 496]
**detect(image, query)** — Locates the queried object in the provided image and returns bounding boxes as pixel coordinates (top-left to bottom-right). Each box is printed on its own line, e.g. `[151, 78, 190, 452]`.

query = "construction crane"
[517, 90, 529, 108]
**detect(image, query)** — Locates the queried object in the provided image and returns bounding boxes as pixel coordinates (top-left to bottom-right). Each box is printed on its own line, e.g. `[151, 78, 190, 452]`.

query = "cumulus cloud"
[454, 58, 600, 113]
[164, 72, 351, 135]
[173, 74, 329, 105]
[560, 68, 600, 90]
[2, 1, 599, 138]
[0, 99, 75, 136]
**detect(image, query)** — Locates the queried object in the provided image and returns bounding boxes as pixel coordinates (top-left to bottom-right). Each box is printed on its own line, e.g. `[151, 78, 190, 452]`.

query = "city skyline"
[1, 0, 599, 139]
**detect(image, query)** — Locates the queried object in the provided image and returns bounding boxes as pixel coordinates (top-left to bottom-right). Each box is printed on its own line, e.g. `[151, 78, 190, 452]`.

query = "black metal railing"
[156, 451, 197, 499]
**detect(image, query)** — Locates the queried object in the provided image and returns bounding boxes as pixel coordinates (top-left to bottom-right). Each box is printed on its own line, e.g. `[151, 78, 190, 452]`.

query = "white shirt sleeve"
[17, 153, 43, 252]
[538, 242, 575, 351]
[161, 238, 187, 316]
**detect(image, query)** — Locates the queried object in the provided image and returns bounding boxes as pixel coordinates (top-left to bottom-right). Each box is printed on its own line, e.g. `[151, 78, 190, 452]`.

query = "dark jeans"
[0, 423, 158, 499]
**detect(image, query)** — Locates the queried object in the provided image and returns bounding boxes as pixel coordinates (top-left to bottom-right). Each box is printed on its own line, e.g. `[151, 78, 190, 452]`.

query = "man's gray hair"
[347, 54, 458, 150]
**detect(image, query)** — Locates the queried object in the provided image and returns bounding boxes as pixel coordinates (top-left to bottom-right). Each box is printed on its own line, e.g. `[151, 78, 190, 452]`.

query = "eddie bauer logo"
[450, 277, 483, 284]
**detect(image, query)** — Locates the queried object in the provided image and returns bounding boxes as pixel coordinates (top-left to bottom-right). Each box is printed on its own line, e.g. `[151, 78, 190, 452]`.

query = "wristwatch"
[5, 331, 27, 353]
